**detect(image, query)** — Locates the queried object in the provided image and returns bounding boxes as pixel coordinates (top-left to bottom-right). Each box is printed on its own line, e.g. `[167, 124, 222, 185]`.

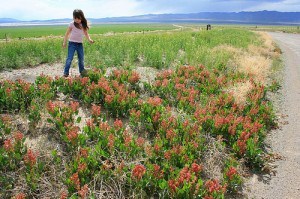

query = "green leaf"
[159, 180, 167, 189]
[47, 118, 53, 123]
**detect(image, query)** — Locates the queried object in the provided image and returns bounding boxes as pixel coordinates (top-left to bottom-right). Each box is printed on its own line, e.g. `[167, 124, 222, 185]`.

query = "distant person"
[62, 9, 94, 77]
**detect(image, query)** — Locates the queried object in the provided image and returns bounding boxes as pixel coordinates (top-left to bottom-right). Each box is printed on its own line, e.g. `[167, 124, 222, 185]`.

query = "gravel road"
[245, 32, 300, 199]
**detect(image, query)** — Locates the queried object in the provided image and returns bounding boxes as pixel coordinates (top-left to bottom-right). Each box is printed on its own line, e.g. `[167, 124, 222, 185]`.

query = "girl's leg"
[64, 42, 76, 76]
[77, 43, 85, 74]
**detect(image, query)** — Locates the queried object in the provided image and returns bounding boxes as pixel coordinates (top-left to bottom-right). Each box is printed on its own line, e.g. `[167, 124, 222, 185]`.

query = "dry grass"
[212, 44, 243, 56]
[248, 32, 281, 59]
[202, 135, 229, 180]
[227, 81, 254, 106]
[237, 55, 271, 84]
[214, 32, 276, 105]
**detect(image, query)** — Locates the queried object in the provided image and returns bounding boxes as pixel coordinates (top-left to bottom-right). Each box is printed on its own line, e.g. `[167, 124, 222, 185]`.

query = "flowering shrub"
[1, 131, 26, 171]
[46, 100, 85, 150]
[28, 99, 41, 130]
[222, 159, 242, 193]
[0, 63, 277, 198]
[130, 96, 165, 135]
[23, 148, 43, 191]
[0, 115, 12, 141]
[34, 74, 56, 101]
[56, 76, 91, 99]
[0, 131, 26, 193]
[103, 80, 138, 117]
[0, 79, 35, 112]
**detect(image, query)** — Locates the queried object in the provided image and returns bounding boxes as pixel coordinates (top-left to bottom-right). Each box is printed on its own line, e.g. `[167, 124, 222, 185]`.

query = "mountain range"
[1, 11, 300, 25]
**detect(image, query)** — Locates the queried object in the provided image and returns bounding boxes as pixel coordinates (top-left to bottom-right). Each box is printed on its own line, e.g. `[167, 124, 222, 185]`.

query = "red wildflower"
[104, 94, 114, 104]
[80, 148, 89, 158]
[166, 129, 176, 140]
[80, 77, 89, 86]
[168, 179, 179, 193]
[46, 100, 56, 113]
[171, 145, 183, 155]
[66, 126, 79, 144]
[70, 101, 79, 112]
[70, 172, 80, 190]
[148, 96, 163, 106]
[226, 167, 238, 180]
[108, 133, 115, 150]
[132, 164, 146, 180]
[205, 179, 223, 193]
[153, 144, 161, 153]
[152, 164, 164, 179]
[78, 163, 87, 173]
[86, 118, 95, 128]
[136, 137, 145, 147]
[14, 193, 26, 199]
[237, 140, 246, 154]
[161, 78, 169, 87]
[130, 109, 141, 119]
[152, 111, 161, 123]
[60, 190, 68, 199]
[178, 166, 192, 183]
[24, 149, 37, 168]
[91, 104, 101, 117]
[4, 139, 13, 152]
[128, 71, 140, 83]
[5, 87, 12, 96]
[14, 131, 24, 142]
[191, 163, 202, 173]
[164, 150, 172, 160]
[78, 184, 89, 199]
[114, 119, 123, 130]
[123, 131, 132, 147]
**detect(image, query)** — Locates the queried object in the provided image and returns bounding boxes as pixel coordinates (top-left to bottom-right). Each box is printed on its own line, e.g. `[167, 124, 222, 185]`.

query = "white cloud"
[245, 0, 300, 12]
[0, 0, 143, 20]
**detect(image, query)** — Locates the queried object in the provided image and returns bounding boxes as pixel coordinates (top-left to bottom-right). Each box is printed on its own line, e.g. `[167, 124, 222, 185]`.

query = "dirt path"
[0, 63, 80, 82]
[245, 32, 300, 199]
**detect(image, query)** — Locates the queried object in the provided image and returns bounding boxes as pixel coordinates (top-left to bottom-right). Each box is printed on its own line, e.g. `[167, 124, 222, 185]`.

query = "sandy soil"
[244, 32, 300, 199]
[0, 63, 79, 82]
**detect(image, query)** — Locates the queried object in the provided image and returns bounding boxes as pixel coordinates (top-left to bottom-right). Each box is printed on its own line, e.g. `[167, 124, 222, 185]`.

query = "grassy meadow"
[0, 24, 261, 70]
[0, 24, 282, 198]
[0, 24, 176, 39]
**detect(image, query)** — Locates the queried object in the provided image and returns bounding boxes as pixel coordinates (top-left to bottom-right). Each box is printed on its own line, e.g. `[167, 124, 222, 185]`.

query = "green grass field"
[0, 24, 177, 39]
[0, 24, 262, 71]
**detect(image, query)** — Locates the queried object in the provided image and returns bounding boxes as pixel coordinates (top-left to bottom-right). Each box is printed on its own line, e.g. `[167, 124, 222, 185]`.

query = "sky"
[1, 0, 300, 21]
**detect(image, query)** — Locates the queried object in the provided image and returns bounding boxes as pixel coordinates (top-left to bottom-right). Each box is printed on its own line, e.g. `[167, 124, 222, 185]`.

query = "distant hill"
[1, 11, 300, 25]
[91, 11, 300, 25]
[0, 18, 21, 23]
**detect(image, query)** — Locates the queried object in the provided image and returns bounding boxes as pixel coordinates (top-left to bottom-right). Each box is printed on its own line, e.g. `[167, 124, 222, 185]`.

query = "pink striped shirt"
[68, 22, 84, 43]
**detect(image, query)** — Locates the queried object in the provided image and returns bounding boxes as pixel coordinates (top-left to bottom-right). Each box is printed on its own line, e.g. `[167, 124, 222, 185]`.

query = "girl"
[62, 9, 94, 77]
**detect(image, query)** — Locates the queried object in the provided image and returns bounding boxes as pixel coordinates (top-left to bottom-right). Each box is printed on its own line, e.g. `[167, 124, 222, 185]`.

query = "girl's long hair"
[73, 9, 89, 30]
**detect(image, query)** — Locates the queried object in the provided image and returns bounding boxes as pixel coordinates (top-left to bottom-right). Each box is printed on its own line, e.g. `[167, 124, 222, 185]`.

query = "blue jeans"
[64, 41, 85, 75]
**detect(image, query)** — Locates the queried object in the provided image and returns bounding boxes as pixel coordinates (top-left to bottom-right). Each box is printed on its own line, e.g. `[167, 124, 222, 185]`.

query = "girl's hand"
[89, 39, 94, 44]
[62, 42, 67, 48]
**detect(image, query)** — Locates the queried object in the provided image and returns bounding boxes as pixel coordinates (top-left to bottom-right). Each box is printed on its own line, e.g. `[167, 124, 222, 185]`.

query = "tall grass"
[0, 24, 176, 39]
[0, 28, 261, 71]
[0, 39, 62, 70]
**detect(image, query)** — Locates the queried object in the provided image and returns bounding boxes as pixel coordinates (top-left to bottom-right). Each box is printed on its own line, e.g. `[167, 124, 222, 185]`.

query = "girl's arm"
[62, 27, 72, 48]
[84, 30, 94, 44]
